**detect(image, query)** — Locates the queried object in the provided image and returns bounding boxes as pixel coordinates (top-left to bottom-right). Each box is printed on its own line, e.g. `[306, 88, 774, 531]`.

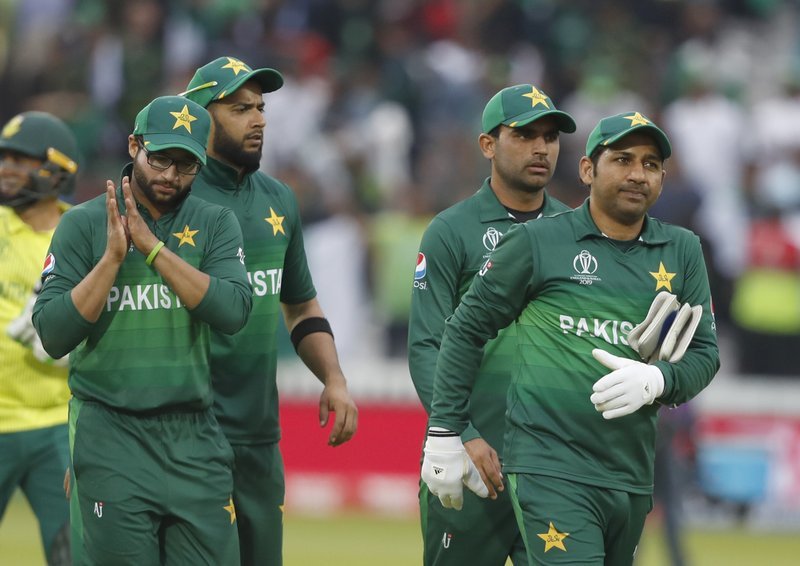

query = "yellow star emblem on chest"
[172, 225, 199, 247]
[521, 86, 550, 109]
[538, 522, 569, 552]
[169, 105, 197, 133]
[624, 111, 651, 127]
[265, 207, 285, 236]
[650, 261, 676, 292]
[224, 496, 236, 524]
[221, 57, 250, 75]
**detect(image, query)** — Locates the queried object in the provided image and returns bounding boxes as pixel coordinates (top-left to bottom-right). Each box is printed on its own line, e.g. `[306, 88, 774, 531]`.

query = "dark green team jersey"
[429, 199, 720, 493]
[33, 165, 252, 413]
[409, 179, 570, 455]
[191, 157, 316, 444]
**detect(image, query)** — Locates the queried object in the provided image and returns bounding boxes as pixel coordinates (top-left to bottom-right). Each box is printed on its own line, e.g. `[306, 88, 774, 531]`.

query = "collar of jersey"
[478, 177, 519, 222]
[574, 198, 672, 245]
[198, 156, 253, 190]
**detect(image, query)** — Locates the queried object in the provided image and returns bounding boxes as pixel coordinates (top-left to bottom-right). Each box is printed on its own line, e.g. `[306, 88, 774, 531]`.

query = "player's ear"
[478, 132, 495, 160]
[127, 135, 139, 160]
[578, 155, 594, 186]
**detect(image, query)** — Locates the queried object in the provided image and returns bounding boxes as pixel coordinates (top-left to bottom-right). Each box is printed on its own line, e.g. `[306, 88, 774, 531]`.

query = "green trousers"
[70, 398, 239, 565]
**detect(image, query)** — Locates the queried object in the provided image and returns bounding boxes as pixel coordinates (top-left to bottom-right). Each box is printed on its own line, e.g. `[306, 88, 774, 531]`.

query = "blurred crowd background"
[4, 0, 797, 372]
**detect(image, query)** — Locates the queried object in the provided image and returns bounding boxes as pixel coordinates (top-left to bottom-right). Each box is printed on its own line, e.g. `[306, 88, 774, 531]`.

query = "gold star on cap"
[537, 522, 569, 552]
[1, 115, 23, 138]
[172, 225, 199, 247]
[224, 496, 236, 524]
[522, 86, 550, 109]
[170, 105, 198, 133]
[624, 112, 651, 127]
[221, 57, 250, 76]
[650, 261, 676, 292]
[265, 207, 285, 236]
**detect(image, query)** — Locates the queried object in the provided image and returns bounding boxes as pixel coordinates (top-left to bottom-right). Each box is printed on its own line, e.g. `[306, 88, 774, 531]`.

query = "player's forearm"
[70, 254, 123, 322]
[296, 331, 346, 386]
[34, 284, 95, 359]
[190, 275, 252, 334]
[150, 247, 210, 309]
[408, 329, 442, 414]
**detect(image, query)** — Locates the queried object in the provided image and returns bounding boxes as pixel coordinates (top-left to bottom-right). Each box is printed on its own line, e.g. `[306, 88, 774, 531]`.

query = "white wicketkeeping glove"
[590, 349, 664, 420]
[6, 288, 68, 368]
[627, 292, 702, 363]
[421, 427, 489, 510]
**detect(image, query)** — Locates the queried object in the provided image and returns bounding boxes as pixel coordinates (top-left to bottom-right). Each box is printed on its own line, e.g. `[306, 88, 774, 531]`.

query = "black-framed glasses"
[141, 147, 202, 176]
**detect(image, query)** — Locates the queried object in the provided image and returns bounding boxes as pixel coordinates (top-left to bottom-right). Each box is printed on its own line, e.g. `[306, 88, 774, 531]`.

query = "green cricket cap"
[180, 56, 284, 108]
[481, 84, 576, 134]
[133, 96, 211, 164]
[585, 111, 672, 159]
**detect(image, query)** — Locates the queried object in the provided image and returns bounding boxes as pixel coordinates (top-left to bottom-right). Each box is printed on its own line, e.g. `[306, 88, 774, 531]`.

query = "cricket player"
[181, 56, 358, 566]
[0, 111, 79, 565]
[33, 95, 252, 565]
[422, 112, 720, 565]
[408, 84, 575, 565]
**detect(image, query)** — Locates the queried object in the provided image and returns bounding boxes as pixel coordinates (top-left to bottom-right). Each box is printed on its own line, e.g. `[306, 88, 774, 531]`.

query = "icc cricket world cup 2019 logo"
[573, 250, 598, 274]
[570, 250, 601, 285]
[483, 227, 502, 252]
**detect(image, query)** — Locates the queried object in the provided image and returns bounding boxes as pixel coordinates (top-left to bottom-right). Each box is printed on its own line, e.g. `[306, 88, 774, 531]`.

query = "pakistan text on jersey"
[559, 315, 635, 346]
[248, 268, 282, 297]
[107, 284, 183, 312]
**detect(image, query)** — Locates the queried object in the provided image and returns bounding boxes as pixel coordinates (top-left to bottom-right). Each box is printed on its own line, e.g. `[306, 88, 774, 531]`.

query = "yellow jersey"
[0, 203, 70, 432]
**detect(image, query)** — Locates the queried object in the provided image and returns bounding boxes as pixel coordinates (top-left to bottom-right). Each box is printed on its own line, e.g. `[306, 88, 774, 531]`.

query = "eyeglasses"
[141, 147, 202, 176]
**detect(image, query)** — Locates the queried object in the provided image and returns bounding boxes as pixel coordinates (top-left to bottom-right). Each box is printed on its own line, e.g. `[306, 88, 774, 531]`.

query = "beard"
[212, 127, 262, 175]
[132, 160, 190, 213]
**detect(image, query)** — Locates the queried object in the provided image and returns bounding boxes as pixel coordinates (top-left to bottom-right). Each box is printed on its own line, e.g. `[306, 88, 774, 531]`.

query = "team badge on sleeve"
[42, 253, 56, 276]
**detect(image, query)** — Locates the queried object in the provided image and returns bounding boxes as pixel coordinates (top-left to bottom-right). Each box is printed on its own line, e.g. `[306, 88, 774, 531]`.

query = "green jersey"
[409, 179, 570, 454]
[33, 165, 252, 413]
[191, 157, 316, 444]
[429, 199, 719, 493]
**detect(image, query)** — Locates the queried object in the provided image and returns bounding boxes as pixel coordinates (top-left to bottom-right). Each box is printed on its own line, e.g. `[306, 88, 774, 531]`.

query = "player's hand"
[319, 375, 358, 446]
[464, 437, 503, 499]
[7, 287, 68, 367]
[120, 176, 159, 255]
[590, 349, 665, 420]
[422, 427, 489, 510]
[105, 180, 130, 264]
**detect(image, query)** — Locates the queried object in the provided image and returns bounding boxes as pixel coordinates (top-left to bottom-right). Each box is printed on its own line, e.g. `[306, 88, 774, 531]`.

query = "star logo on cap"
[172, 225, 199, 247]
[1, 115, 23, 138]
[521, 86, 550, 109]
[650, 261, 676, 292]
[624, 112, 651, 127]
[221, 57, 250, 76]
[265, 207, 285, 236]
[537, 522, 569, 552]
[170, 105, 197, 133]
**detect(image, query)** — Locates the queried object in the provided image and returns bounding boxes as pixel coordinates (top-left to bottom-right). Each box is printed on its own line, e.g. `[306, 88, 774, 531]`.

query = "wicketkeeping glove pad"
[590, 349, 665, 419]
[627, 292, 702, 363]
[421, 427, 489, 510]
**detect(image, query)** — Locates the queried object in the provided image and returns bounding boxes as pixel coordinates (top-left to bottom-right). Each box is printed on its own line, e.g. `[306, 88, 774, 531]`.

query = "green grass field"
[3, 490, 800, 565]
